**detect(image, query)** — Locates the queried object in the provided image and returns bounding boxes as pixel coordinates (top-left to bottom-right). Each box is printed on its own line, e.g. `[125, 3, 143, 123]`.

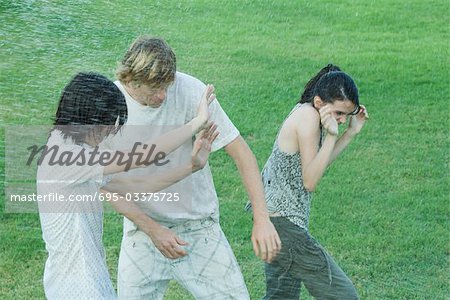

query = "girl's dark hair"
[54, 72, 127, 145]
[298, 64, 359, 110]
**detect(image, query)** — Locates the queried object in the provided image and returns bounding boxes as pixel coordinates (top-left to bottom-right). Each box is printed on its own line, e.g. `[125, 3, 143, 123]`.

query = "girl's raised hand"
[191, 122, 219, 171]
[319, 105, 338, 136]
[196, 84, 216, 128]
[348, 105, 369, 135]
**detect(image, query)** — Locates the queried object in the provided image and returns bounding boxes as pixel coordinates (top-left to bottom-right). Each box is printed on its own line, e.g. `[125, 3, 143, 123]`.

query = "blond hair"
[116, 36, 176, 88]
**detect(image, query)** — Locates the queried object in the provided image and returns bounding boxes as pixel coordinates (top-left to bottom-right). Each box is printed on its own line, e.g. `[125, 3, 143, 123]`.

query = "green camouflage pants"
[264, 217, 359, 300]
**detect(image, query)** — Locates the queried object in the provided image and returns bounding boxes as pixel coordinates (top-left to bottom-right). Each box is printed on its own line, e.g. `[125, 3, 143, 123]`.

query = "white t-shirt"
[37, 130, 116, 299]
[108, 72, 240, 230]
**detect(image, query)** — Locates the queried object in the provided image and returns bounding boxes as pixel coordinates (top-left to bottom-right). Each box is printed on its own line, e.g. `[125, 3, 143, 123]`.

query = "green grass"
[1, 0, 449, 298]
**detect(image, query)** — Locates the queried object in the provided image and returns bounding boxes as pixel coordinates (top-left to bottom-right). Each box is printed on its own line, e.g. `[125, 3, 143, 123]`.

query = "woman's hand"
[191, 122, 219, 171]
[347, 105, 369, 135]
[193, 84, 216, 132]
[319, 105, 338, 136]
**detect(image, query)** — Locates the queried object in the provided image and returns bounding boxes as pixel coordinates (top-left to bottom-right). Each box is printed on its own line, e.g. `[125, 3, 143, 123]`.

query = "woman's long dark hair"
[298, 64, 359, 110]
[54, 72, 127, 145]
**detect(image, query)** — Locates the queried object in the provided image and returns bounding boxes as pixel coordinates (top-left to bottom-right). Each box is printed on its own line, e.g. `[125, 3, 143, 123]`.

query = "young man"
[111, 36, 281, 299]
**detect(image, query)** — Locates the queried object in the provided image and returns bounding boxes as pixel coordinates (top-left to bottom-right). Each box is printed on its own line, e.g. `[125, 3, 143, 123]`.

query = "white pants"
[117, 218, 249, 299]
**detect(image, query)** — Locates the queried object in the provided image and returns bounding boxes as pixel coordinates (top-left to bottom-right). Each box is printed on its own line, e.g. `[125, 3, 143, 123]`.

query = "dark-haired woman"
[37, 72, 217, 299]
[261, 65, 368, 299]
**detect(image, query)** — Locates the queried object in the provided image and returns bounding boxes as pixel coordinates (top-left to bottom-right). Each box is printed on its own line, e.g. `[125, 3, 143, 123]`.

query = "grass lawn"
[1, 0, 448, 299]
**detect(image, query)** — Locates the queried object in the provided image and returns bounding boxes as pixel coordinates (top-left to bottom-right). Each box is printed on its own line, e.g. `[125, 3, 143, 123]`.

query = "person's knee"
[342, 283, 359, 300]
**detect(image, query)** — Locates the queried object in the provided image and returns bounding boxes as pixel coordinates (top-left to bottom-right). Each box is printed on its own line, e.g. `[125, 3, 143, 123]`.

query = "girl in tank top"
[261, 64, 369, 299]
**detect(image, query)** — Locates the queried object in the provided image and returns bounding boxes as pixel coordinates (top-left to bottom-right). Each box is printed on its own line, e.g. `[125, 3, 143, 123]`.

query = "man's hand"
[251, 219, 282, 263]
[147, 225, 189, 259]
[224, 136, 282, 263]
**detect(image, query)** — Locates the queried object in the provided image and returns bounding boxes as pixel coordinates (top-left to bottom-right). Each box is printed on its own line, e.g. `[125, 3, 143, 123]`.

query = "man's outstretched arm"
[225, 136, 281, 263]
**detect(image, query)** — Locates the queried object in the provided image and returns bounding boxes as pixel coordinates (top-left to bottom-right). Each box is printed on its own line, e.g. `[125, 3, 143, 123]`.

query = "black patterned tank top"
[263, 103, 323, 230]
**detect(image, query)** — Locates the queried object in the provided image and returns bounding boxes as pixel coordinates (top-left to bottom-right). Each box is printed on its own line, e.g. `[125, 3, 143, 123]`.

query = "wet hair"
[53, 72, 127, 145]
[116, 36, 176, 89]
[298, 64, 359, 113]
